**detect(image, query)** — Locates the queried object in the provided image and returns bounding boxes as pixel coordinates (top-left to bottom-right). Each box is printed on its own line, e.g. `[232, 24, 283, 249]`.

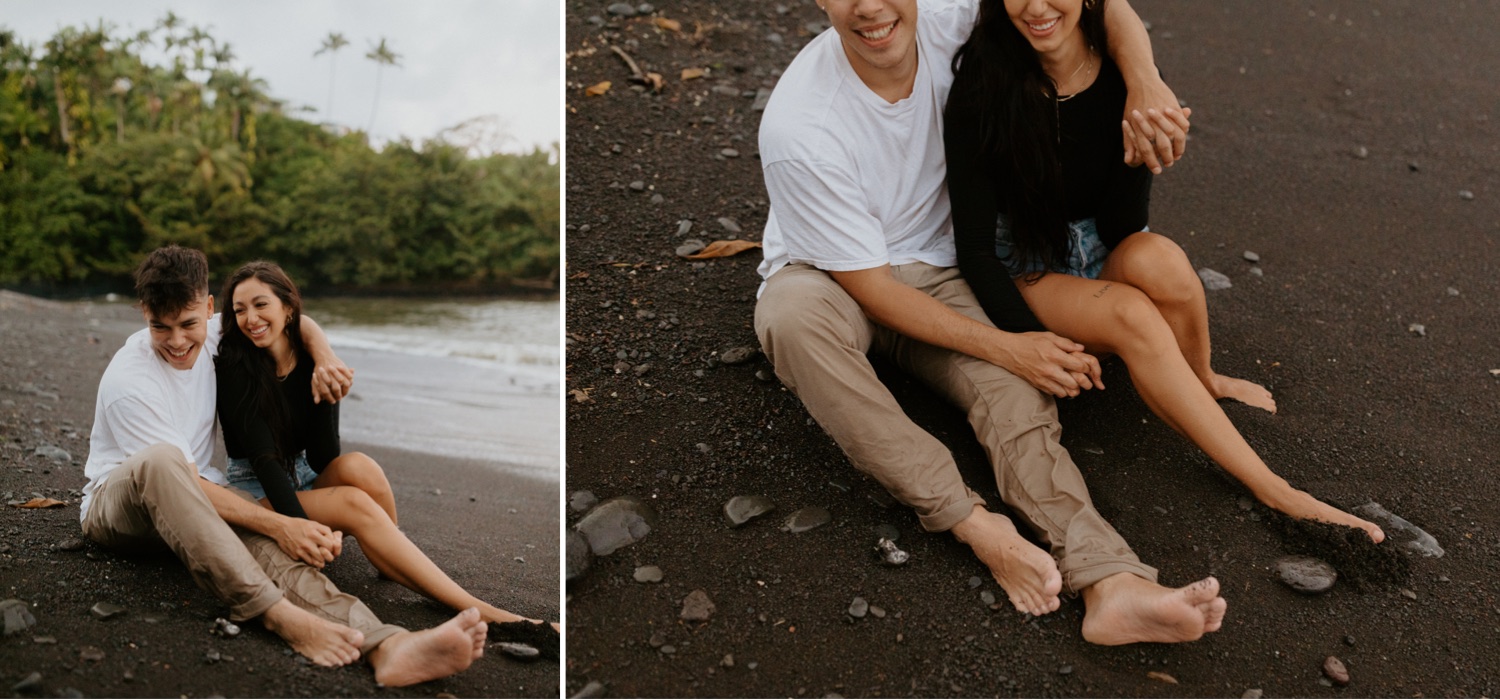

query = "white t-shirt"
[81, 314, 224, 520]
[757, 0, 979, 288]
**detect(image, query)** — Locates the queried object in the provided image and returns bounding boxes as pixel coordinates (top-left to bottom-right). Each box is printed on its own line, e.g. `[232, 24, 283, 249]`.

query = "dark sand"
[564, 0, 1499, 697]
[0, 291, 560, 698]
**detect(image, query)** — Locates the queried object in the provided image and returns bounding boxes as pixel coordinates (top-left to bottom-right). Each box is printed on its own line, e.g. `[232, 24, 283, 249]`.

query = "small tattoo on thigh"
[1093, 283, 1113, 298]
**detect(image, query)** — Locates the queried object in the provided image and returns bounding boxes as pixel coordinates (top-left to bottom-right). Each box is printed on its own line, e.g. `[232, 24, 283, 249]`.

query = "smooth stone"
[90, 602, 127, 620]
[57, 538, 85, 552]
[33, 445, 70, 462]
[720, 346, 758, 365]
[566, 529, 593, 580]
[607, 3, 636, 16]
[725, 495, 776, 526]
[752, 87, 773, 111]
[11, 672, 41, 692]
[676, 239, 707, 257]
[1407, 323, 1427, 337]
[1352, 501, 1444, 557]
[721, 653, 735, 668]
[681, 589, 716, 622]
[634, 565, 664, 583]
[569, 490, 598, 513]
[848, 596, 868, 619]
[572, 681, 607, 699]
[575, 496, 657, 556]
[1242, 690, 1263, 699]
[1243, 250, 1261, 263]
[720, 148, 740, 158]
[676, 220, 693, 236]
[1459, 190, 1475, 200]
[1197, 267, 1232, 290]
[980, 590, 997, 606]
[1275, 555, 1337, 594]
[1, 599, 37, 636]
[716, 217, 742, 234]
[968, 576, 983, 589]
[628, 180, 646, 191]
[781, 506, 831, 533]
[1323, 655, 1350, 685]
[79, 646, 105, 663]
[497, 642, 540, 660]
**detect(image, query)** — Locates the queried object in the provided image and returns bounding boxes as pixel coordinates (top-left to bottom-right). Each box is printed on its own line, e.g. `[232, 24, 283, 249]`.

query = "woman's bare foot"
[1081, 574, 1226, 646]
[260, 599, 364, 667]
[950, 507, 1062, 616]
[367, 608, 487, 687]
[1208, 372, 1276, 413]
[1262, 487, 1385, 543]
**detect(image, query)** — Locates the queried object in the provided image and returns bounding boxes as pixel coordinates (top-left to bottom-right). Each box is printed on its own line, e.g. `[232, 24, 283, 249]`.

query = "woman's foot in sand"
[261, 599, 364, 667]
[1208, 372, 1276, 413]
[950, 506, 1062, 616]
[1261, 487, 1385, 543]
[482, 608, 562, 634]
[368, 608, 487, 687]
[1080, 574, 1226, 646]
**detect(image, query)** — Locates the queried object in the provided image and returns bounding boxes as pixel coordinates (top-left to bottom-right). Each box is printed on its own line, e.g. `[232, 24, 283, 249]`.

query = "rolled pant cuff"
[918, 492, 987, 533]
[1059, 557, 1159, 594]
[228, 589, 286, 623]
[360, 624, 408, 656]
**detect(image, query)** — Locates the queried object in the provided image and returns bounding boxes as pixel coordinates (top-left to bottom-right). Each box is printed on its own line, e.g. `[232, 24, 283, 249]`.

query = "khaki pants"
[81, 444, 404, 653]
[755, 262, 1156, 591]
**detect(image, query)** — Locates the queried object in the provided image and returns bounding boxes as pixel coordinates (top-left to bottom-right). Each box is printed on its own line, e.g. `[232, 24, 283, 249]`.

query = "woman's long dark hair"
[947, 0, 1110, 278]
[216, 262, 305, 477]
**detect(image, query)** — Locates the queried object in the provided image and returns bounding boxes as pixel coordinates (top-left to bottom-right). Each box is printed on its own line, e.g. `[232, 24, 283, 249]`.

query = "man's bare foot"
[260, 599, 364, 667]
[1081, 574, 1226, 645]
[1262, 488, 1385, 543]
[1209, 373, 1276, 413]
[950, 506, 1062, 616]
[367, 608, 487, 687]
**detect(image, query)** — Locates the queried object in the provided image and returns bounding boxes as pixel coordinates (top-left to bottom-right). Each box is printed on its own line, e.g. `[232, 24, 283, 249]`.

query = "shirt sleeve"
[305, 399, 340, 475]
[1093, 156, 1152, 248]
[216, 364, 308, 519]
[944, 99, 1047, 333]
[763, 157, 891, 272]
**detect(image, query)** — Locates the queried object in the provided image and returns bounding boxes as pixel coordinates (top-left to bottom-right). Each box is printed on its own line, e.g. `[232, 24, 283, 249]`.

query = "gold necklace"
[1054, 51, 1094, 103]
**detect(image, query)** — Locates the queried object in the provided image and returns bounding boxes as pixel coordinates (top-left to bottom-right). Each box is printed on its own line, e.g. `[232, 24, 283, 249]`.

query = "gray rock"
[848, 596, 868, 619]
[1353, 145, 1369, 159]
[676, 219, 693, 236]
[752, 88, 774, 111]
[720, 148, 740, 158]
[1242, 250, 1261, 263]
[1242, 690, 1263, 699]
[570, 490, 599, 513]
[498, 642, 540, 660]
[607, 3, 636, 16]
[213, 618, 240, 638]
[968, 576, 983, 589]
[875, 537, 909, 566]
[1275, 555, 1337, 594]
[869, 605, 886, 619]
[90, 601, 127, 620]
[1, 599, 37, 636]
[1407, 323, 1427, 337]
[721, 653, 735, 668]
[980, 590, 996, 606]
[1458, 189, 1475, 201]
[724, 495, 776, 526]
[1249, 266, 1264, 277]
[676, 239, 707, 257]
[628, 180, 646, 191]
[1352, 502, 1443, 557]
[79, 646, 105, 663]
[1323, 655, 1350, 685]
[637, 3, 655, 14]
[10, 672, 41, 692]
[681, 589, 716, 622]
[633, 565, 664, 583]
[566, 529, 593, 581]
[1197, 267, 1232, 291]
[33, 445, 70, 462]
[781, 506, 832, 533]
[575, 497, 657, 555]
[57, 538, 85, 552]
[571, 681, 607, 699]
[1446, 286, 1460, 297]
[716, 217, 742, 234]
[721, 346, 758, 365]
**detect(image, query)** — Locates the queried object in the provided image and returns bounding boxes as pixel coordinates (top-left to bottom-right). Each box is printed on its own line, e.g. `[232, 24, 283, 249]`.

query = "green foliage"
[0, 19, 558, 290]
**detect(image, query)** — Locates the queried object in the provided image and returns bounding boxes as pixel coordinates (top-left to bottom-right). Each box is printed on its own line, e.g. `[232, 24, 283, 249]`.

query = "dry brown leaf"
[17, 497, 65, 509]
[569, 388, 593, 403]
[569, 271, 591, 280]
[685, 240, 762, 260]
[644, 72, 664, 91]
[681, 67, 707, 81]
[1146, 671, 1178, 685]
[654, 17, 682, 32]
[585, 81, 612, 97]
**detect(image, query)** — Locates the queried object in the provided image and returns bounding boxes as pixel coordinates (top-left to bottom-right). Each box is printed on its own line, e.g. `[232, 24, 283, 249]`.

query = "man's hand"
[1123, 105, 1192, 171]
[311, 361, 354, 405]
[272, 516, 344, 568]
[990, 332, 1104, 398]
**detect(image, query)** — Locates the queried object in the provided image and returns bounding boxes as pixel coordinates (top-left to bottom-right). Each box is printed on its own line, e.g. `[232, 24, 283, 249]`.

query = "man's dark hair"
[134, 246, 210, 318]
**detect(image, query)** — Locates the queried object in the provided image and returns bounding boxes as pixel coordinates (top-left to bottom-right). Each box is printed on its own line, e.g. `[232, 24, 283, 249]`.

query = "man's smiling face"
[145, 295, 213, 370]
[825, 0, 919, 88]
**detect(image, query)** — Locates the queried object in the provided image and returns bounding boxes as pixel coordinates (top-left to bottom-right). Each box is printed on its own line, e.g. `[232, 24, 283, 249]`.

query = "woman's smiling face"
[232, 277, 290, 352]
[1005, 0, 1085, 54]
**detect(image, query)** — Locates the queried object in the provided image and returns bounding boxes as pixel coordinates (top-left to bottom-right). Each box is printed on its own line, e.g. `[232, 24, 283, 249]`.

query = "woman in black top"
[944, 0, 1382, 542]
[216, 261, 556, 629]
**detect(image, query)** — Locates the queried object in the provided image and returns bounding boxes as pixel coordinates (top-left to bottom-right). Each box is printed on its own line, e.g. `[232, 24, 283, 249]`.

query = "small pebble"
[634, 565, 664, 583]
[1323, 655, 1350, 685]
[1242, 250, 1260, 263]
[1197, 267, 1232, 291]
[848, 597, 868, 619]
[497, 642, 540, 660]
[90, 602, 127, 621]
[1408, 323, 1426, 337]
[1242, 690, 1263, 699]
[1458, 190, 1474, 200]
[1275, 555, 1338, 594]
[681, 589, 716, 622]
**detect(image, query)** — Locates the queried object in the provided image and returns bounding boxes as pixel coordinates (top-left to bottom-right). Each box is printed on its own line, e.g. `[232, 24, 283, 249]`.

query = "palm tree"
[363, 37, 400, 135]
[313, 32, 348, 122]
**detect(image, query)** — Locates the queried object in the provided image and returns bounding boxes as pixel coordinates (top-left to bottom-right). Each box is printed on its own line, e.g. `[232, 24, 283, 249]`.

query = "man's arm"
[1103, 0, 1191, 173]
[197, 478, 342, 568]
[298, 315, 352, 405]
[828, 266, 1102, 398]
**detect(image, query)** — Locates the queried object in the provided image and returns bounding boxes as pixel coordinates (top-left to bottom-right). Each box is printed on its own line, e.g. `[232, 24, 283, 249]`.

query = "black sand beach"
[0, 291, 560, 698]
[564, 0, 1499, 696]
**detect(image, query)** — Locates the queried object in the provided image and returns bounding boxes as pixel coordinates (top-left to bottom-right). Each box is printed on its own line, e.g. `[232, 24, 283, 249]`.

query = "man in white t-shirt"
[755, 0, 1226, 645]
[81, 246, 486, 685]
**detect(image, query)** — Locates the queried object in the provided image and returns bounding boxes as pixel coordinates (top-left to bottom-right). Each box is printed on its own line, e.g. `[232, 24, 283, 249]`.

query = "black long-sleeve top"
[217, 349, 340, 518]
[945, 56, 1152, 332]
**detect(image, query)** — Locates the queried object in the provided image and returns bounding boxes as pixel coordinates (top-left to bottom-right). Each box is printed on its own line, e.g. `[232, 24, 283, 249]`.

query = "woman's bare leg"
[311, 452, 398, 525]
[1098, 232, 1275, 413]
[1015, 273, 1383, 542]
[291, 486, 542, 624]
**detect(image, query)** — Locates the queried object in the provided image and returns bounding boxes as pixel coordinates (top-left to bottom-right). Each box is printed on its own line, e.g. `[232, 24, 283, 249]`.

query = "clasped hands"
[1122, 81, 1192, 174]
[997, 332, 1104, 399]
[274, 515, 344, 568]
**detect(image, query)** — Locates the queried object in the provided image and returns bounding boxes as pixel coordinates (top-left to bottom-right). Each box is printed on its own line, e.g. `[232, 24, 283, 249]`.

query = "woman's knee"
[1104, 285, 1174, 353]
[1114, 233, 1200, 306]
[327, 486, 390, 529]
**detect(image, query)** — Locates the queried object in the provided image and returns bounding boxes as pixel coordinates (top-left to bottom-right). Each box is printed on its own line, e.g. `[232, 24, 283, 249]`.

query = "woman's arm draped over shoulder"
[216, 366, 309, 519]
[944, 90, 1046, 333]
[1102, 0, 1188, 172]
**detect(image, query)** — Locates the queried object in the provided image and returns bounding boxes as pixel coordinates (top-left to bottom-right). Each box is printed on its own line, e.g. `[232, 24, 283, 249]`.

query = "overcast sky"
[4, 0, 560, 154]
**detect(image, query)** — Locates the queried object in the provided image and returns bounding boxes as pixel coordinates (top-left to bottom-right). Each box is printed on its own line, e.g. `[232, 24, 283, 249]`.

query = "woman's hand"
[1123, 106, 1192, 170]
[311, 361, 354, 405]
[273, 516, 344, 568]
[992, 332, 1104, 398]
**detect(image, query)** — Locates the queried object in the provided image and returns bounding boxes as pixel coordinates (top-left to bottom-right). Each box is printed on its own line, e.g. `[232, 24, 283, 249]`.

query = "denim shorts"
[226, 452, 319, 501]
[994, 216, 1113, 280]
